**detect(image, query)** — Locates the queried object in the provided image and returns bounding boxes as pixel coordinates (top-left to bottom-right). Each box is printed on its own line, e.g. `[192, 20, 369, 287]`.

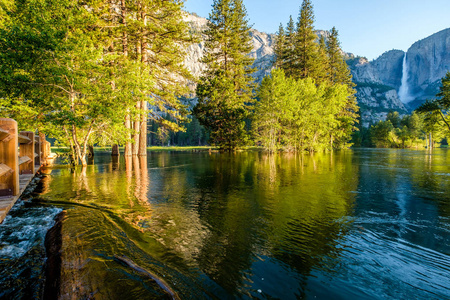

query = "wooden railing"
[0, 118, 51, 197]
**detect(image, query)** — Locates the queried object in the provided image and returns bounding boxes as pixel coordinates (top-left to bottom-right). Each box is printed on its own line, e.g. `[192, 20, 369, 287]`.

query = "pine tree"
[326, 26, 359, 148]
[294, 0, 323, 81]
[316, 35, 330, 84]
[274, 23, 286, 69]
[194, 0, 255, 150]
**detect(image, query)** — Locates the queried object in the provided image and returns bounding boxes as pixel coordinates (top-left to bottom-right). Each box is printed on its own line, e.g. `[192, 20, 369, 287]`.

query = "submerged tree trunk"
[112, 144, 120, 156]
[429, 132, 433, 150]
[133, 101, 141, 155]
[139, 100, 147, 156]
[125, 113, 132, 156]
[138, 6, 148, 156]
[88, 145, 94, 158]
[122, 1, 132, 157]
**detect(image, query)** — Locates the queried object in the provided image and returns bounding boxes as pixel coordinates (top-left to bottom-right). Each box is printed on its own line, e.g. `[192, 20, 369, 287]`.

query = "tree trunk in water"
[133, 101, 141, 155]
[138, 7, 147, 156]
[139, 101, 147, 156]
[429, 132, 433, 150]
[122, 1, 131, 157]
[112, 144, 120, 156]
[70, 146, 77, 166]
[125, 113, 132, 156]
[88, 145, 94, 158]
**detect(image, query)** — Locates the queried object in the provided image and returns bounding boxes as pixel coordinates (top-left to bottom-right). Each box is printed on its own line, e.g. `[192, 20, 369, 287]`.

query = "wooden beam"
[0, 118, 19, 196]
[0, 128, 9, 142]
[19, 131, 35, 174]
[19, 156, 31, 165]
[0, 163, 12, 178]
[34, 134, 41, 166]
[18, 134, 31, 144]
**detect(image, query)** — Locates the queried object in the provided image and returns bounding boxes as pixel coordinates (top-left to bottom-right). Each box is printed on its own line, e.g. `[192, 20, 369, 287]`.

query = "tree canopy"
[0, 0, 193, 165]
[193, 0, 255, 150]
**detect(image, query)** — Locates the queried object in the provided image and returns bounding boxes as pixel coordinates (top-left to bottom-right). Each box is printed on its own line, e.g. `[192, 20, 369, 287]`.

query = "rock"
[182, 13, 275, 83]
[406, 28, 450, 108]
[347, 50, 408, 125]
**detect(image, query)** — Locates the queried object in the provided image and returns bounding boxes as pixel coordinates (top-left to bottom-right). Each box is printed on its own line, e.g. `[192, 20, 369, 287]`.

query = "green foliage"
[370, 120, 395, 148]
[353, 111, 447, 149]
[194, 0, 255, 150]
[416, 72, 450, 131]
[252, 69, 352, 152]
[267, 1, 358, 152]
[386, 111, 401, 128]
[148, 115, 209, 146]
[0, 0, 193, 164]
[275, 0, 326, 83]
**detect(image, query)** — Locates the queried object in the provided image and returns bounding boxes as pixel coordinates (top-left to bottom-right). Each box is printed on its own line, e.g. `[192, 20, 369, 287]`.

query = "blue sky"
[183, 0, 450, 60]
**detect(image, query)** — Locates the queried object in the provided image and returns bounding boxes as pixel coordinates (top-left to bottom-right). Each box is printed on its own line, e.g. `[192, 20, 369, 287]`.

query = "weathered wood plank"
[19, 156, 31, 165]
[0, 118, 19, 196]
[0, 128, 9, 141]
[18, 134, 31, 144]
[0, 163, 12, 178]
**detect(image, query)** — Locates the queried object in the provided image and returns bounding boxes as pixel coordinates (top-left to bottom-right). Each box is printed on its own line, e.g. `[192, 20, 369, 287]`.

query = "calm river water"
[0, 149, 449, 299]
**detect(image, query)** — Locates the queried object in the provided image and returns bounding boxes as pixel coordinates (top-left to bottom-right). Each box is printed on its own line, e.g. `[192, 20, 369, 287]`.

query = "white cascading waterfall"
[398, 53, 413, 103]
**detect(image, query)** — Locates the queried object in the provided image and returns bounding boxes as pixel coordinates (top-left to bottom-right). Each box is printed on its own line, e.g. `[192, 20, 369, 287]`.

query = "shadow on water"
[0, 149, 449, 299]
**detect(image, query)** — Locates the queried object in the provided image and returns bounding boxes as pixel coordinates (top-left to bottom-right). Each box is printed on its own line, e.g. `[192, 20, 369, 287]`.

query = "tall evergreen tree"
[326, 26, 359, 148]
[293, 0, 324, 81]
[274, 23, 286, 69]
[194, 0, 255, 150]
[282, 16, 297, 77]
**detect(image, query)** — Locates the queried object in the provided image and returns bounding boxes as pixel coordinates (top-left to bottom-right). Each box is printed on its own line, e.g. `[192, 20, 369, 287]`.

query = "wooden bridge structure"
[0, 118, 53, 223]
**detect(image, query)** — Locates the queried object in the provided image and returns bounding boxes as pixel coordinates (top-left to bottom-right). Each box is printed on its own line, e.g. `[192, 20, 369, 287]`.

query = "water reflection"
[34, 151, 360, 298]
[1, 150, 449, 299]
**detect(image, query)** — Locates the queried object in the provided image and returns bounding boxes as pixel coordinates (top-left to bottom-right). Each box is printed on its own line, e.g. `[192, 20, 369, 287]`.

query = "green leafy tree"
[194, 0, 255, 150]
[253, 69, 292, 152]
[0, 0, 126, 166]
[370, 120, 395, 148]
[0, 0, 193, 163]
[416, 72, 450, 131]
[386, 111, 401, 128]
[253, 68, 352, 152]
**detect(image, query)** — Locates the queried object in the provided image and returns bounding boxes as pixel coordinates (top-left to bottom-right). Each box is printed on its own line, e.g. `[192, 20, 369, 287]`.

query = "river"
[0, 149, 449, 299]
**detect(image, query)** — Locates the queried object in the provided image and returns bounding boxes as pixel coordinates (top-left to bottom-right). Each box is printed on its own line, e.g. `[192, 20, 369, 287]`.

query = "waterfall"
[398, 53, 413, 103]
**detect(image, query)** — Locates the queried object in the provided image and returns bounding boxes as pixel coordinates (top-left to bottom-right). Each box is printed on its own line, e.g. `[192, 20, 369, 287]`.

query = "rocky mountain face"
[346, 50, 408, 126]
[347, 28, 450, 126]
[183, 13, 275, 83]
[406, 28, 450, 109]
[183, 13, 450, 127]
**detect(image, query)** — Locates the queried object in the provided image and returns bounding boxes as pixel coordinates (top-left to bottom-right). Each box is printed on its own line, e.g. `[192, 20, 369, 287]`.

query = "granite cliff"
[183, 13, 275, 83]
[405, 28, 450, 109]
[347, 28, 450, 125]
[346, 51, 408, 126]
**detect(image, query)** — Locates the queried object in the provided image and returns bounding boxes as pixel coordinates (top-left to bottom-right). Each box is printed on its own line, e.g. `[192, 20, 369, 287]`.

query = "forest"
[1, 0, 449, 164]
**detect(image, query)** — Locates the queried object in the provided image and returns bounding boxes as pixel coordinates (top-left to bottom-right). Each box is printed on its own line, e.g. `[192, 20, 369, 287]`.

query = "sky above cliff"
[183, 0, 450, 61]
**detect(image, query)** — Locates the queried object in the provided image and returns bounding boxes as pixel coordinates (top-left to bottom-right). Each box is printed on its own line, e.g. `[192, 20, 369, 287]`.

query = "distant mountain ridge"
[347, 28, 450, 125]
[183, 13, 450, 126]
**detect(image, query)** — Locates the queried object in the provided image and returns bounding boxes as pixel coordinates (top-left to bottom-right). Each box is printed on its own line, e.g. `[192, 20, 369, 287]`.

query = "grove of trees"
[0, 0, 192, 165]
[252, 0, 359, 152]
